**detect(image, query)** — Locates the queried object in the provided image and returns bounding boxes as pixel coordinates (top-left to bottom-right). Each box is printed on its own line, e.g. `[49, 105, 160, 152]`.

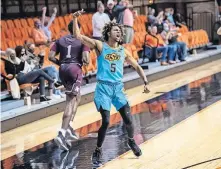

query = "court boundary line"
[182, 157, 221, 169]
[100, 100, 221, 168]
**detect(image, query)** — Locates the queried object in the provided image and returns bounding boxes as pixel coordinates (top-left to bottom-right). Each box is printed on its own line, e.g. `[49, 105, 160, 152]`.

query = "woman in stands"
[15, 45, 63, 97]
[1, 48, 55, 102]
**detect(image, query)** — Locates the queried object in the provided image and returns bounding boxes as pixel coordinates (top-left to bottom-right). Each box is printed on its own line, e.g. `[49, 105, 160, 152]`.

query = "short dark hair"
[68, 21, 81, 35]
[102, 21, 124, 43]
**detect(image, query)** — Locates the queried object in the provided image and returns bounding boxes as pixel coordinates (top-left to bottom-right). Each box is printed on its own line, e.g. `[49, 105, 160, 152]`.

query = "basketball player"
[72, 10, 150, 165]
[49, 21, 90, 151]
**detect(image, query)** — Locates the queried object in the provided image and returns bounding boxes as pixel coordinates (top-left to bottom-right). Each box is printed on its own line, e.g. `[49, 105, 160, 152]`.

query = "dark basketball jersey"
[52, 35, 89, 66]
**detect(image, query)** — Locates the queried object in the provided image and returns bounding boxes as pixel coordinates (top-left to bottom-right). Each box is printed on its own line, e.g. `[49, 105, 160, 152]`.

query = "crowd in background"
[0, 0, 190, 101]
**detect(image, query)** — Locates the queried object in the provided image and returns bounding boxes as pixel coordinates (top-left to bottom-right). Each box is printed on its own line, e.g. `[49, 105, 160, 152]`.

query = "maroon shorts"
[59, 63, 83, 96]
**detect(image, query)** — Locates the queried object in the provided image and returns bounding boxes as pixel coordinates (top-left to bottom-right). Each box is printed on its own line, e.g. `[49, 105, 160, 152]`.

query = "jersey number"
[66, 45, 72, 58]
[111, 63, 116, 72]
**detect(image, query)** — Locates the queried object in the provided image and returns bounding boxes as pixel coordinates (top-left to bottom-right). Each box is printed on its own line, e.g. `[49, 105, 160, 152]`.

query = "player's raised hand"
[72, 9, 85, 18]
[42, 7, 47, 12]
[143, 84, 150, 94]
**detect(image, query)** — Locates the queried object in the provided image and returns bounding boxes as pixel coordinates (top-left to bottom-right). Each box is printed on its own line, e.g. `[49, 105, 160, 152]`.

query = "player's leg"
[54, 64, 82, 151]
[54, 94, 77, 151]
[92, 107, 110, 164]
[118, 103, 142, 157]
[66, 93, 81, 145]
[92, 82, 112, 165]
[113, 83, 142, 157]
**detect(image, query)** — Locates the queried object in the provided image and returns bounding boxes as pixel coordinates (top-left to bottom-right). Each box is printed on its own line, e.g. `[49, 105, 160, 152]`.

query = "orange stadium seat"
[131, 44, 139, 61]
[0, 42, 8, 51]
[64, 15, 71, 26]
[15, 39, 24, 46]
[58, 16, 66, 29]
[6, 39, 16, 49]
[20, 18, 29, 28]
[13, 19, 22, 28]
[27, 18, 34, 27]
[20, 28, 30, 40]
[13, 28, 22, 38]
[5, 29, 15, 40]
[1, 20, 8, 30]
[6, 19, 15, 29]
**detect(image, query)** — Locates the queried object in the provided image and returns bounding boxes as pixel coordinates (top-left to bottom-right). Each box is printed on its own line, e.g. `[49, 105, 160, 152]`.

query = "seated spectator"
[105, 0, 115, 21]
[165, 8, 175, 26]
[32, 19, 48, 45]
[41, 7, 57, 42]
[1, 48, 55, 102]
[174, 13, 186, 26]
[145, 25, 176, 65]
[161, 23, 187, 62]
[92, 1, 110, 40]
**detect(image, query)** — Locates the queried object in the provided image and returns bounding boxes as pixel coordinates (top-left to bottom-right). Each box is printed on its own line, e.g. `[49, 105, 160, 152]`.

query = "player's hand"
[53, 7, 57, 14]
[42, 7, 47, 12]
[143, 84, 150, 94]
[72, 9, 85, 18]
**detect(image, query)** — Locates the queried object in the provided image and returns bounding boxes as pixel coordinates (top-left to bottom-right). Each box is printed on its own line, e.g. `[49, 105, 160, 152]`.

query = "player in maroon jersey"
[49, 21, 90, 151]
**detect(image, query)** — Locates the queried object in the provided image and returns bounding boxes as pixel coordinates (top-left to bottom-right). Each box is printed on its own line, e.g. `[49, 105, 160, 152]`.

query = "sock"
[128, 137, 134, 141]
[60, 129, 66, 137]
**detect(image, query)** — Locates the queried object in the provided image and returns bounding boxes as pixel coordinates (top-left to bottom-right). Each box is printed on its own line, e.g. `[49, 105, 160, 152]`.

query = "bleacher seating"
[0, 13, 211, 97]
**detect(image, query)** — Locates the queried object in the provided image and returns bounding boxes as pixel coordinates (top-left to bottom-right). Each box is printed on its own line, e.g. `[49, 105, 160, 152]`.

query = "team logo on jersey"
[105, 53, 120, 61]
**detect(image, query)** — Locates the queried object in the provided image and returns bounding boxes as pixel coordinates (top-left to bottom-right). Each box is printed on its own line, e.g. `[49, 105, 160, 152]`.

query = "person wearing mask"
[1, 48, 55, 102]
[41, 7, 57, 42]
[165, 8, 175, 25]
[161, 23, 187, 62]
[32, 18, 49, 45]
[92, 1, 110, 40]
[145, 25, 176, 65]
[105, 0, 115, 21]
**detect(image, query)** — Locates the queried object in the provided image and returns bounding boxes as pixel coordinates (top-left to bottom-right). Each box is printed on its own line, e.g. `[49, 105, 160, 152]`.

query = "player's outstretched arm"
[125, 49, 150, 93]
[72, 10, 103, 52]
[49, 50, 60, 65]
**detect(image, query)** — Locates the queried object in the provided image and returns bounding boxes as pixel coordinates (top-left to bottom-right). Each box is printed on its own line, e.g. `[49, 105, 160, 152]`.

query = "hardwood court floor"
[100, 100, 221, 169]
[1, 59, 221, 161]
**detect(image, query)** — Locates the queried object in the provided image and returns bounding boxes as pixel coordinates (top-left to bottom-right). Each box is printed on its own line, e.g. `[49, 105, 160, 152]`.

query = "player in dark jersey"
[49, 21, 90, 151]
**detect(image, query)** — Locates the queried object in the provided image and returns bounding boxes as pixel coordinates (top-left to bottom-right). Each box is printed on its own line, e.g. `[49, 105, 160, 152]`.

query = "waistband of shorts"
[60, 63, 82, 67]
[97, 80, 122, 86]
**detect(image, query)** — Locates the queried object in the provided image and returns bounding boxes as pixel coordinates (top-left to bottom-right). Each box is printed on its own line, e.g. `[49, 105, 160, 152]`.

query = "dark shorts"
[59, 63, 83, 96]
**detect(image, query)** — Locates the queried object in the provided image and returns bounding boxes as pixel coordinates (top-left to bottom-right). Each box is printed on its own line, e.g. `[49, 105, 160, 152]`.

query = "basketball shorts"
[94, 81, 129, 112]
[59, 63, 82, 96]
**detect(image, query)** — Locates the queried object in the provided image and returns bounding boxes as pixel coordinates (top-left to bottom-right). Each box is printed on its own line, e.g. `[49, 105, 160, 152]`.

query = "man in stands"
[92, 1, 110, 40]
[145, 25, 176, 65]
[105, 0, 115, 21]
[41, 7, 57, 42]
[49, 21, 90, 151]
[161, 23, 187, 62]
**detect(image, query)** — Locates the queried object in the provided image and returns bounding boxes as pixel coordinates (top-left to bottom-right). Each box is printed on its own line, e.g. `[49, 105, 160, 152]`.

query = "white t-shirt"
[92, 12, 110, 37]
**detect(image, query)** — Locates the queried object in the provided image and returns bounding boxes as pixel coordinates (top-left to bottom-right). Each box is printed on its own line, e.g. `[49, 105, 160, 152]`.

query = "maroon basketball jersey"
[52, 35, 89, 66]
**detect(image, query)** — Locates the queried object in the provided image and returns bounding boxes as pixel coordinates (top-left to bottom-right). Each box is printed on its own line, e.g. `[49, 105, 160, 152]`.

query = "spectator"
[144, 26, 169, 65]
[92, 1, 110, 40]
[165, 8, 175, 25]
[148, 8, 164, 25]
[174, 13, 186, 26]
[112, 0, 130, 24]
[32, 18, 48, 45]
[122, 0, 134, 43]
[41, 7, 57, 42]
[161, 23, 187, 61]
[2, 48, 55, 102]
[105, 0, 115, 21]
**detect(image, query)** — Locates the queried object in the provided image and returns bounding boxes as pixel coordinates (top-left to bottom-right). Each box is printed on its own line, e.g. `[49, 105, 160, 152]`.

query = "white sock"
[60, 129, 66, 137]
